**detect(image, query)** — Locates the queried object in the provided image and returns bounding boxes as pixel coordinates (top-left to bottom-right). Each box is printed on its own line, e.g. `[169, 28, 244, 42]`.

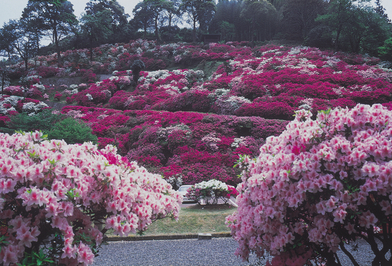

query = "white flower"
[86, 93, 93, 101]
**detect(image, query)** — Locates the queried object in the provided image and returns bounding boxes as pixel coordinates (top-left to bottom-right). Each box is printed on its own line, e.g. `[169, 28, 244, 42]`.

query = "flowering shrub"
[0, 131, 181, 265]
[54, 93, 62, 101]
[227, 104, 392, 265]
[3, 86, 24, 97]
[185, 179, 238, 204]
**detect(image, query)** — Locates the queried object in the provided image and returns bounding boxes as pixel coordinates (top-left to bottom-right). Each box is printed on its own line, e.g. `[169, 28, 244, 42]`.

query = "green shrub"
[5, 109, 64, 133]
[47, 118, 98, 144]
[378, 37, 392, 61]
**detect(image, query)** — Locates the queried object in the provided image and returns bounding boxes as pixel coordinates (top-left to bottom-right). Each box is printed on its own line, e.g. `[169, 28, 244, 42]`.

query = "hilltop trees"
[0, 20, 38, 70]
[0, 0, 391, 62]
[84, 0, 131, 44]
[180, 0, 216, 42]
[26, 0, 77, 65]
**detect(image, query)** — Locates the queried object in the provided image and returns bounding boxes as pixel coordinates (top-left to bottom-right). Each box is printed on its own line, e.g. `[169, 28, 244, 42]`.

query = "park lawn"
[108, 204, 236, 237]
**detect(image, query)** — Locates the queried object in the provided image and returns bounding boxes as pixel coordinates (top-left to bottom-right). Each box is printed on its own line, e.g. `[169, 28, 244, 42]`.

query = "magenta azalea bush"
[60, 106, 287, 186]
[0, 131, 181, 265]
[227, 104, 392, 265]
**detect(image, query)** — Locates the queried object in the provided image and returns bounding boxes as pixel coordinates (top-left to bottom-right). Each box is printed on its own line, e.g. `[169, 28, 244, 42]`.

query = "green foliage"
[17, 249, 54, 266]
[5, 109, 64, 134]
[379, 37, 392, 61]
[47, 117, 98, 144]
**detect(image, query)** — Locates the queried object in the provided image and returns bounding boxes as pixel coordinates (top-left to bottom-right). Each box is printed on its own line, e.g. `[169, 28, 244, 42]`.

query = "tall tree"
[132, 1, 155, 39]
[167, 0, 182, 28]
[1, 20, 38, 70]
[80, 10, 113, 61]
[209, 0, 243, 41]
[0, 21, 18, 61]
[21, 1, 46, 55]
[316, 0, 371, 50]
[180, 0, 216, 42]
[84, 0, 131, 43]
[144, 0, 175, 42]
[281, 0, 327, 41]
[27, 0, 77, 65]
[239, 0, 278, 41]
[374, 0, 390, 21]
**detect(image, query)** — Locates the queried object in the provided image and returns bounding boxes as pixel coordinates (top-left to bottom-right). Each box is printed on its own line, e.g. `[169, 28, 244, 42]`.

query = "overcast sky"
[0, 0, 392, 33]
[0, 0, 140, 27]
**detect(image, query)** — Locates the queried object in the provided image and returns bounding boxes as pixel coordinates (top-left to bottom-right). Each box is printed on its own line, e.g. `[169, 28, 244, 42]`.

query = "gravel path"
[92, 238, 264, 266]
[91, 237, 383, 266]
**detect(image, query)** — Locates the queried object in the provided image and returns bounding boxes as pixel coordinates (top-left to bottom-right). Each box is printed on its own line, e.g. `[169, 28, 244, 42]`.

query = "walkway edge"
[106, 232, 232, 242]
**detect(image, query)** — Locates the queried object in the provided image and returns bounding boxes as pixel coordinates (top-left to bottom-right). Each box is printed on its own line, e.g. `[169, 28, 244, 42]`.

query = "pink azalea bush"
[227, 104, 392, 265]
[0, 131, 181, 265]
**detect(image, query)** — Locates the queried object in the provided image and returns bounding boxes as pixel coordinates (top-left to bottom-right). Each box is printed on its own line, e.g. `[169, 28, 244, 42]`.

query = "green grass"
[108, 204, 236, 237]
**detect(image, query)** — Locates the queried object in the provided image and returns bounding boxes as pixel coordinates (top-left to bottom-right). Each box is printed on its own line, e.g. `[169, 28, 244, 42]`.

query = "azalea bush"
[227, 104, 392, 265]
[185, 179, 238, 204]
[60, 106, 288, 186]
[0, 131, 181, 265]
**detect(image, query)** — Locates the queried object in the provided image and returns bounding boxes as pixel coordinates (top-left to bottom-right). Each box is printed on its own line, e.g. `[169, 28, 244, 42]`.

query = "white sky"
[0, 0, 141, 27]
[0, 0, 391, 34]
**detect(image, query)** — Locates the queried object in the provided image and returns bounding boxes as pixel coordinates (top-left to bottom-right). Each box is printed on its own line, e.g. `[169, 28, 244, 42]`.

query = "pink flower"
[1, 245, 19, 265]
[77, 242, 94, 265]
[291, 144, 306, 155]
[15, 225, 38, 248]
[359, 211, 378, 229]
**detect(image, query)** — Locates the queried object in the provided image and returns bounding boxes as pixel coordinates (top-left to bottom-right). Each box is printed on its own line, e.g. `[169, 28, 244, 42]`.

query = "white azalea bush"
[186, 179, 238, 204]
[227, 104, 392, 265]
[0, 131, 181, 265]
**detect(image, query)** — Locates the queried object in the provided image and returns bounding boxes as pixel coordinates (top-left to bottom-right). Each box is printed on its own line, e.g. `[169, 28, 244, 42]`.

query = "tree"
[28, 0, 77, 65]
[21, 1, 47, 55]
[379, 37, 392, 61]
[0, 21, 18, 62]
[316, 0, 370, 51]
[280, 0, 327, 41]
[344, 5, 391, 54]
[180, 0, 216, 42]
[80, 10, 113, 61]
[239, 0, 278, 41]
[167, 0, 182, 28]
[84, 0, 131, 44]
[209, 0, 243, 41]
[374, 0, 390, 22]
[132, 1, 155, 39]
[1, 20, 38, 70]
[143, 0, 175, 42]
[315, 0, 390, 54]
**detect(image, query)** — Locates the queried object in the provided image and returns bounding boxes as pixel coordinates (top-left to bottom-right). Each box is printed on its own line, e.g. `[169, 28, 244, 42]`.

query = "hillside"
[1, 40, 392, 187]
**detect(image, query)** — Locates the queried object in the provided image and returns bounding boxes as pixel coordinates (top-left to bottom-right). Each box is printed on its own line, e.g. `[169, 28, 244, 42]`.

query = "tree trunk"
[89, 35, 93, 62]
[193, 18, 197, 43]
[154, 16, 161, 43]
[54, 27, 61, 66]
[334, 24, 342, 51]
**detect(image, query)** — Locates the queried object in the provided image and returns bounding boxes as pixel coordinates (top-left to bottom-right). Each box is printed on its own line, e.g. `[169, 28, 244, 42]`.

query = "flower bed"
[61, 106, 288, 186]
[3, 40, 392, 188]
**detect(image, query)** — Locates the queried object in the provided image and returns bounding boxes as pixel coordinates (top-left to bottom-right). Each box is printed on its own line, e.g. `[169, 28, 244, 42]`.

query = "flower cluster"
[185, 179, 238, 204]
[0, 131, 181, 265]
[227, 104, 392, 265]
